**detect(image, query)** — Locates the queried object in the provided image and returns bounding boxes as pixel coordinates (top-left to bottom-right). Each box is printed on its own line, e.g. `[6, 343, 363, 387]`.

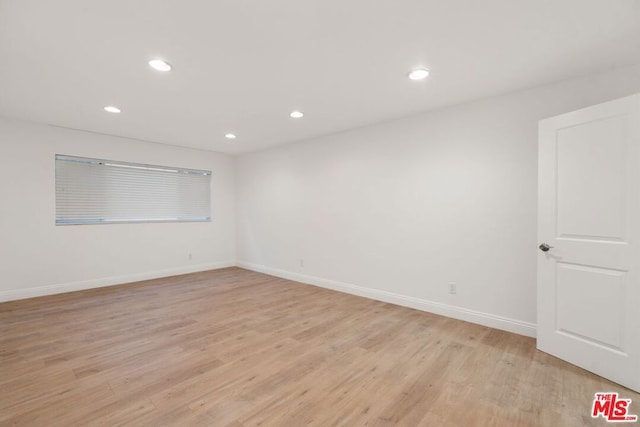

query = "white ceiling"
[1, 0, 639, 154]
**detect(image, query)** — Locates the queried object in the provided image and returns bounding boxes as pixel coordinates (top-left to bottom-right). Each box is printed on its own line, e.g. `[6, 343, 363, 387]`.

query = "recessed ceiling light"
[408, 68, 430, 80]
[225, 133, 237, 140]
[149, 59, 172, 72]
[103, 106, 121, 113]
[290, 110, 304, 119]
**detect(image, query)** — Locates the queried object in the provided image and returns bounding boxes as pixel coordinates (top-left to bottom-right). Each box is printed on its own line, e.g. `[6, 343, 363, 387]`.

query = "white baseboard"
[0, 261, 236, 303]
[2, 260, 537, 338]
[237, 261, 537, 338]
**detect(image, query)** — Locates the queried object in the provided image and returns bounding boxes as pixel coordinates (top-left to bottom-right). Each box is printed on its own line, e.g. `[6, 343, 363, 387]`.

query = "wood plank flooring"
[0, 267, 637, 426]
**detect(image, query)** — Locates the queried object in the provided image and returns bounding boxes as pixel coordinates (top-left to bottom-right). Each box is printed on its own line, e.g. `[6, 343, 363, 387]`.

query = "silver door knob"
[539, 243, 553, 252]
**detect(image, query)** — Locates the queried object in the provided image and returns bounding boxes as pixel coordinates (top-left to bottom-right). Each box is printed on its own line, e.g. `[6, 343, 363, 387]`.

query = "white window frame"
[55, 154, 212, 225]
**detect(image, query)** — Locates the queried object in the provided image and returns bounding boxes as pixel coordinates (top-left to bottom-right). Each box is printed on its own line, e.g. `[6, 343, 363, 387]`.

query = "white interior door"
[537, 94, 640, 392]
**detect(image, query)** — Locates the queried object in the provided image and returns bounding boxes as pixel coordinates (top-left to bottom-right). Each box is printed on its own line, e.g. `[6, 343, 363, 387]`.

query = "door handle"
[539, 243, 554, 252]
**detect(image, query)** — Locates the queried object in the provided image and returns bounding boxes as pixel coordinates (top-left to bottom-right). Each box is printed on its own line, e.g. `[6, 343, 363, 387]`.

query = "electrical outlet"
[300, 259, 304, 267]
[448, 282, 457, 295]
[188, 252, 193, 260]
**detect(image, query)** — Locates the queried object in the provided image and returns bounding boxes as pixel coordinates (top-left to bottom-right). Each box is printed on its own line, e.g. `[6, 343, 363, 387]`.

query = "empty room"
[1, 1, 640, 426]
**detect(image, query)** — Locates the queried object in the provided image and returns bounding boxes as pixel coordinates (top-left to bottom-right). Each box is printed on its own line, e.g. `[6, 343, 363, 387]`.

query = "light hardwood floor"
[1, 267, 637, 426]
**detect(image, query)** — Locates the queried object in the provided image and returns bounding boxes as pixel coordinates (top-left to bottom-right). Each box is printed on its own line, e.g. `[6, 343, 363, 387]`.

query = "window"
[55, 155, 211, 225]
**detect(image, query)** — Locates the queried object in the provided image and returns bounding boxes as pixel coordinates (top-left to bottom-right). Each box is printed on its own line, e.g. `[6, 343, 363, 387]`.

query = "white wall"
[236, 64, 640, 337]
[0, 119, 236, 301]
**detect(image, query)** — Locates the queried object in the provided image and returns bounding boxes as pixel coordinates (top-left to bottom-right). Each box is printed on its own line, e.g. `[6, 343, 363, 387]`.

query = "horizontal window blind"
[55, 155, 211, 225]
